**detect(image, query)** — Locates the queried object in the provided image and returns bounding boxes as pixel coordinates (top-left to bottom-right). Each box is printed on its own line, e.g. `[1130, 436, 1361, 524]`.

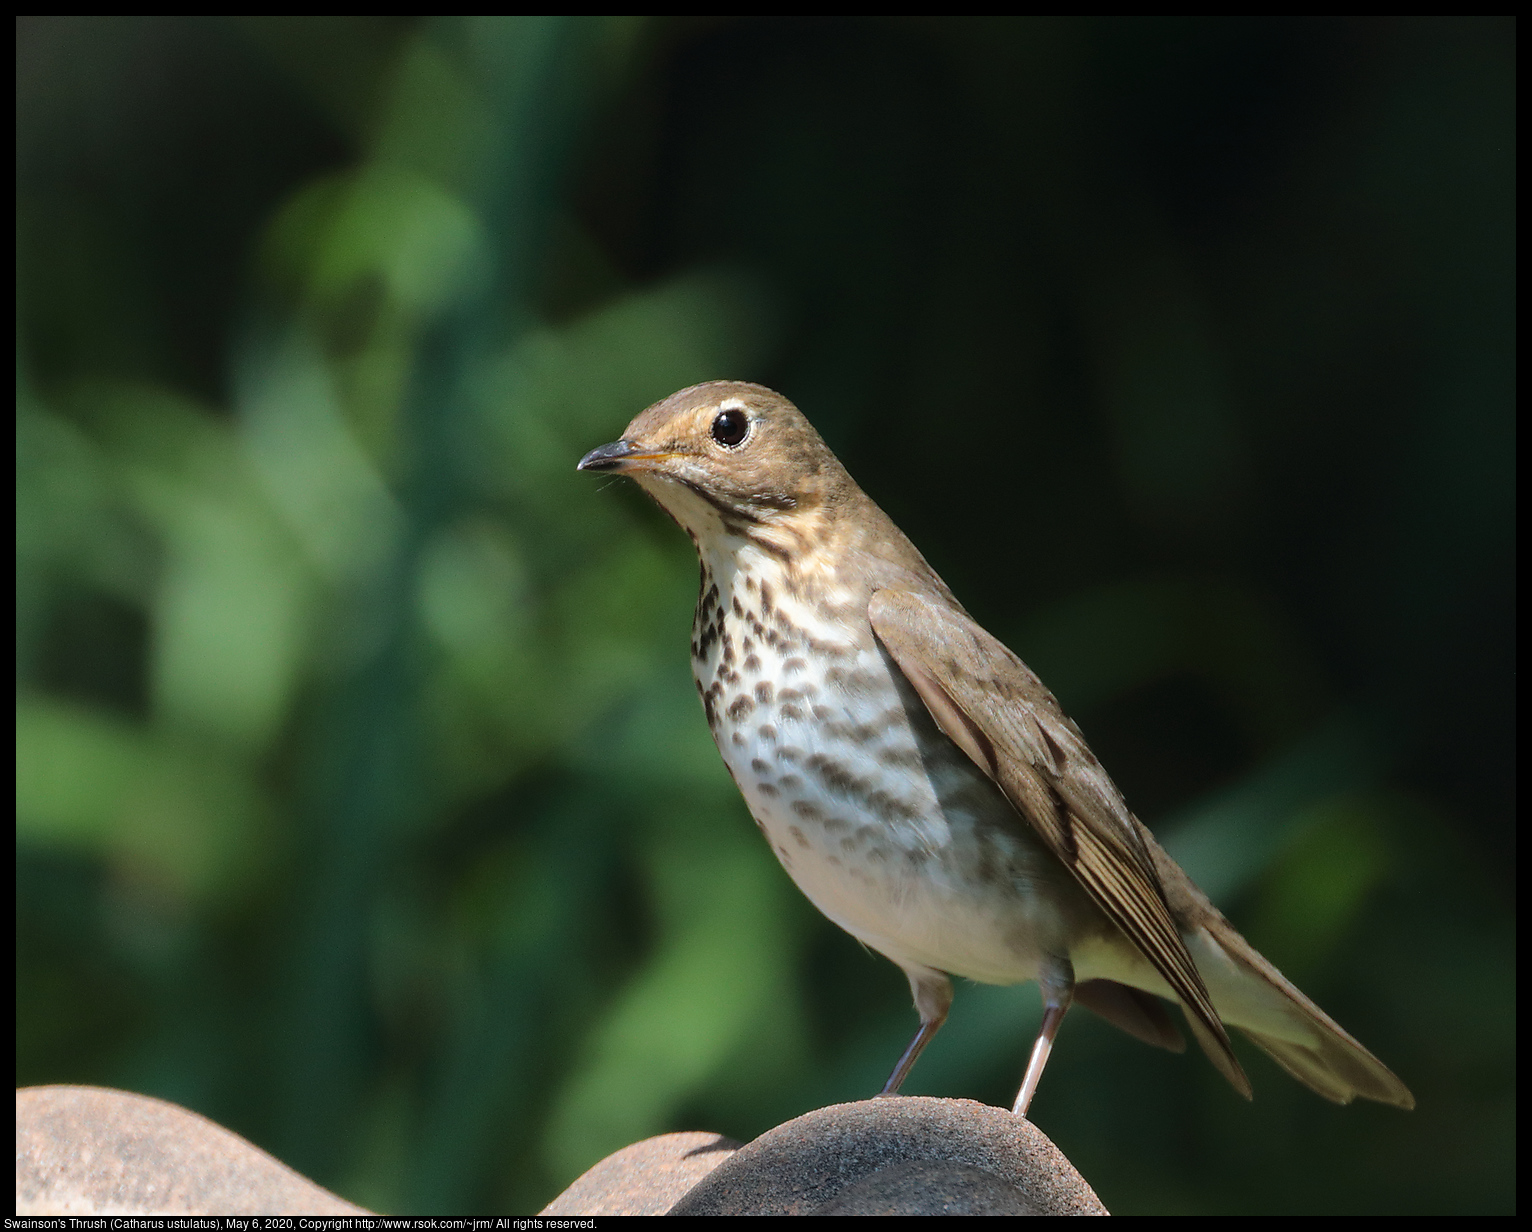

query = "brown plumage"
[578, 380, 1414, 1115]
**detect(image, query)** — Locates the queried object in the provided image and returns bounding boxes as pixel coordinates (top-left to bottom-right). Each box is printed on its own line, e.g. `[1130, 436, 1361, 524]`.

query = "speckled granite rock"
[817, 1159, 1046, 1215]
[540, 1097, 1105, 1216]
[15, 1086, 369, 1216]
[21, 1087, 1103, 1216]
[667, 1097, 1106, 1215]
[541, 1131, 743, 1216]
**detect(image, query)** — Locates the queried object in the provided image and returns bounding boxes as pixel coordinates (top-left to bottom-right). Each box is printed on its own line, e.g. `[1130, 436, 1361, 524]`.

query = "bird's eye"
[710, 408, 750, 448]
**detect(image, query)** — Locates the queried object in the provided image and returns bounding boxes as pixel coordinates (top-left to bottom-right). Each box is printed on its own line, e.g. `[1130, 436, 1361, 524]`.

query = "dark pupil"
[711, 408, 748, 447]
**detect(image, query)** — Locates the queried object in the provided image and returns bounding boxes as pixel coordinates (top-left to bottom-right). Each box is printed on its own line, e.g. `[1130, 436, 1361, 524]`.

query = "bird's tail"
[1140, 826, 1414, 1109]
[1184, 918, 1415, 1109]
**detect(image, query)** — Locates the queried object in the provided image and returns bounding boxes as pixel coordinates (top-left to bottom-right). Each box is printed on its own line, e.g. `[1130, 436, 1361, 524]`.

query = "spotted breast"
[687, 528, 1096, 993]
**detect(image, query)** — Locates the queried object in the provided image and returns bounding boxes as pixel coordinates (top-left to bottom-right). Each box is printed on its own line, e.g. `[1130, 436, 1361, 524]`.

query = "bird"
[576, 380, 1414, 1117]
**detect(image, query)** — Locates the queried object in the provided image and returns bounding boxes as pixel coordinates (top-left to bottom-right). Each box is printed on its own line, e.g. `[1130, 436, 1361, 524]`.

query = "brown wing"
[868, 587, 1252, 1099]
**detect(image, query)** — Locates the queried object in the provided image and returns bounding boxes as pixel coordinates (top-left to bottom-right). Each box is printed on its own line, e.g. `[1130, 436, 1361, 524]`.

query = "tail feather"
[1075, 979, 1187, 1053]
[1142, 826, 1414, 1110]
[1240, 1025, 1415, 1108]
[1186, 920, 1415, 1109]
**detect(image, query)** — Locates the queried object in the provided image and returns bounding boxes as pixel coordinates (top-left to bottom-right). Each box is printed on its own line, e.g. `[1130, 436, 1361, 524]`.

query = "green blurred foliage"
[16, 16, 1512, 1214]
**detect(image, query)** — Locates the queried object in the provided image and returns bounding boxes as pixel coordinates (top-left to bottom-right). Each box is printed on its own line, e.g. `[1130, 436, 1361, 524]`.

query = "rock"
[541, 1096, 1106, 1216]
[15, 1085, 368, 1216]
[19, 1087, 1105, 1216]
[540, 1131, 742, 1216]
[817, 1160, 1046, 1215]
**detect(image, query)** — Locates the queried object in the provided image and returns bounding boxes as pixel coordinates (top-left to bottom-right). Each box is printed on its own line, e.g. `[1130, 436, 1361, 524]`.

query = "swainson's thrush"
[577, 381, 1414, 1116]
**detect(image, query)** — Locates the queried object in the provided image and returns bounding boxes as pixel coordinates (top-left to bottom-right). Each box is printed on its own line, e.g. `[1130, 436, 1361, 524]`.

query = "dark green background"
[16, 17, 1513, 1214]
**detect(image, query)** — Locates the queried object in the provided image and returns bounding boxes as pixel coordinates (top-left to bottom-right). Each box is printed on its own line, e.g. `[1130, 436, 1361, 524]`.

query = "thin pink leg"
[1013, 957, 1075, 1118]
[879, 965, 953, 1097]
[1012, 1002, 1069, 1116]
[880, 1016, 944, 1096]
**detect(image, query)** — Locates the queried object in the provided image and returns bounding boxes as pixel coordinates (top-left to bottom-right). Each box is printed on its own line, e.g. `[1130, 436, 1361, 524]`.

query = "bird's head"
[577, 381, 854, 544]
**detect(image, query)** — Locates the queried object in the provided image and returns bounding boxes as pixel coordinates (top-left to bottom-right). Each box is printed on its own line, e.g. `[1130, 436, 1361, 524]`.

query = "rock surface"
[552, 1097, 1107, 1216]
[15, 1086, 368, 1216]
[18, 1086, 1105, 1216]
[540, 1130, 743, 1216]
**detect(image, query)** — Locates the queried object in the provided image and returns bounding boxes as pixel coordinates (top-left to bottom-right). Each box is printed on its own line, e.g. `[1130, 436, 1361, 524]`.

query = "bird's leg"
[879, 966, 953, 1097]
[1013, 955, 1076, 1118]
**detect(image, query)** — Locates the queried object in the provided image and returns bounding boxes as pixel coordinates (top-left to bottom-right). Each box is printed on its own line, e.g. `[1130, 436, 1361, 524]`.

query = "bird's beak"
[576, 439, 672, 473]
